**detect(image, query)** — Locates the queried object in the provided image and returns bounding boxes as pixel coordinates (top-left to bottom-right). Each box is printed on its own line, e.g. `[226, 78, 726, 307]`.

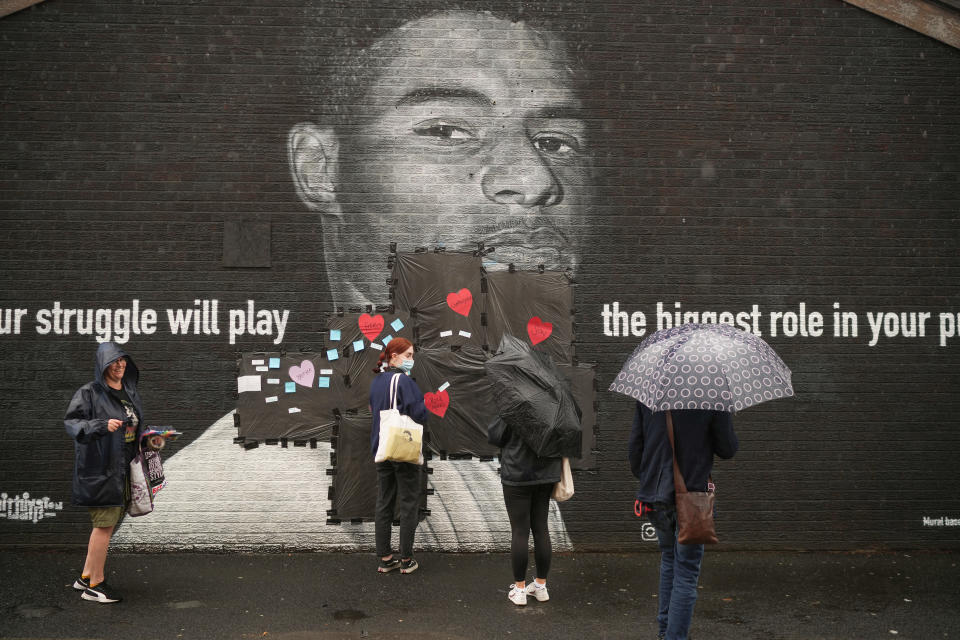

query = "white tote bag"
[551, 457, 574, 502]
[374, 374, 424, 464]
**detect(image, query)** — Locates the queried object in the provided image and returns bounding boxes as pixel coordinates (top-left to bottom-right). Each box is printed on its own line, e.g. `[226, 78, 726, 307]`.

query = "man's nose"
[480, 134, 562, 208]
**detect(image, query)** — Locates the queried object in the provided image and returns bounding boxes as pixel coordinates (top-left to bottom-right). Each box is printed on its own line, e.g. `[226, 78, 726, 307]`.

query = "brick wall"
[1, 0, 958, 550]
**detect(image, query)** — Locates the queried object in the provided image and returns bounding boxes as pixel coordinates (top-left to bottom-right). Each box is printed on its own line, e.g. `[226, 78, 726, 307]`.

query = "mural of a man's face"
[289, 10, 593, 306]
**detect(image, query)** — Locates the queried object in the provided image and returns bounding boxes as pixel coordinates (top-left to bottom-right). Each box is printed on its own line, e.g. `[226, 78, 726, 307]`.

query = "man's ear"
[288, 122, 339, 210]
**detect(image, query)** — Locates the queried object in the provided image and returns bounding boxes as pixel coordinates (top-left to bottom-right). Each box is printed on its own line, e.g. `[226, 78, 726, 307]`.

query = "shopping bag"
[374, 374, 424, 464]
[551, 457, 574, 502]
[143, 449, 166, 497]
[127, 454, 154, 517]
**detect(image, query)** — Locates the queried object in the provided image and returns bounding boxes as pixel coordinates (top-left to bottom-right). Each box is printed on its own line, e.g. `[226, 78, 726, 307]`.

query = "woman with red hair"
[369, 337, 428, 574]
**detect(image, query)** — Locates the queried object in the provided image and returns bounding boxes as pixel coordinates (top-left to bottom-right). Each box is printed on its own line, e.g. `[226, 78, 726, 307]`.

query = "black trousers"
[502, 482, 553, 582]
[375, 461, 420, 558]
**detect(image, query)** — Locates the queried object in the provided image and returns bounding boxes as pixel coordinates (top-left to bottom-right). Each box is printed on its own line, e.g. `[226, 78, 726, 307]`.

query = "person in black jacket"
[488, 416, 561, 606]
[628, 402, 738, 640]
[64, 342, 144, 604]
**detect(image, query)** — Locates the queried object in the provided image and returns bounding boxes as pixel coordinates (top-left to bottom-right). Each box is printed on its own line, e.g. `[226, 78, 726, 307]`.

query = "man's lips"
[478, 227, 573, 268]
[480, 226, 570, 251]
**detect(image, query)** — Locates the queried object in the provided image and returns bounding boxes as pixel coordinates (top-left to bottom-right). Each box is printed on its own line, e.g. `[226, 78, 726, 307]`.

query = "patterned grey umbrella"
[609, 323, 794, 412]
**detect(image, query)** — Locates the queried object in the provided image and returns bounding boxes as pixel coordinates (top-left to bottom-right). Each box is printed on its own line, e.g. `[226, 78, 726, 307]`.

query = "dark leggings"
[502, 483, 553, 582]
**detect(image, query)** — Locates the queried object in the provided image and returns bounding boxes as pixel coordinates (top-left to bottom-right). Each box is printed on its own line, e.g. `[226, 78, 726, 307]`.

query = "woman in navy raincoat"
[64, 342, 144, 604]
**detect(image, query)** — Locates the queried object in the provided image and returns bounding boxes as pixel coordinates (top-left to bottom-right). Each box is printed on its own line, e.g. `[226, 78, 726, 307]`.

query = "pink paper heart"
[288, 360, 315, 388]
[424, 390, 450, 418]
[527, 316, 553, 345]
[446, 288, 473, 317]
[358, 313, 385, 341]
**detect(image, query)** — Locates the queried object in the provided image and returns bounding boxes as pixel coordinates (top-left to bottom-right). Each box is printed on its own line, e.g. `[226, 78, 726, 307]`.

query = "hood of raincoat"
[94, 341, 139, 393]
[64, 342, 144, 507]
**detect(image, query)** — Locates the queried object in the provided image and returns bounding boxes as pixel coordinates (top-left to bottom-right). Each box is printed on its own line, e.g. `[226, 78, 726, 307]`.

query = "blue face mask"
[398, 359, 415, 374]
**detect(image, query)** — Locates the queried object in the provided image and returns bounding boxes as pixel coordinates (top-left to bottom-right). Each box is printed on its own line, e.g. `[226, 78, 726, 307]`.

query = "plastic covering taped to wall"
[236, 252, 598, 478]
[558, 363, 598, 470]
[330, 411, 427, 522]
[326, 311, 413, 411]
[391, 252, 484, 349]
[413, 345, 499, 458]
[236, 353, 338, 440]
[235, 311, 413, 439]
[485, 270, 574, 363]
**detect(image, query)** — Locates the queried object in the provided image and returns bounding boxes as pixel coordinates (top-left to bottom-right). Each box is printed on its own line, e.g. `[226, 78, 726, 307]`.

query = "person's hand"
[107, 419, 123, 432]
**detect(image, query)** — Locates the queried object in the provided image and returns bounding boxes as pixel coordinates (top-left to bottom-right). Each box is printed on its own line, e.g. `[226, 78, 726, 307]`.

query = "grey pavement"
[1, 550, 958, 640]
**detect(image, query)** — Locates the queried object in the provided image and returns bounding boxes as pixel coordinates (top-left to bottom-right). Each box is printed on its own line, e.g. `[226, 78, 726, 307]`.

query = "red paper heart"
[424, 390, 450, 418]
[358, 313, 385, 341]
[527, 316, 553, 345]
[288, 360, 315, 388]
[446, 288, 473, 317]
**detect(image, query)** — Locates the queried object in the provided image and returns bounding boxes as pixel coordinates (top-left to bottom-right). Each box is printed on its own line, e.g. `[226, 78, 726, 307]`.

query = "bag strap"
[389, 373, 401, 410]
[665, 410, 689, 496]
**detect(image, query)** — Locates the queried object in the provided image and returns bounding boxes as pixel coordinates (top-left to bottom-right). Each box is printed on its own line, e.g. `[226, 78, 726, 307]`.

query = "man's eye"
[532, 133, 580, 156]
[412, 122, 475, 143]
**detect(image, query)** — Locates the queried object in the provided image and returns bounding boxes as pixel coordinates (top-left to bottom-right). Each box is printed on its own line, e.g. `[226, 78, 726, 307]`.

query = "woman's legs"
[395, 462, 421, 560]
[83, 525, 114, 584]
[374, 462, 398, 559]
[502, 484, 533, 584]
[529, 483, 553, 581]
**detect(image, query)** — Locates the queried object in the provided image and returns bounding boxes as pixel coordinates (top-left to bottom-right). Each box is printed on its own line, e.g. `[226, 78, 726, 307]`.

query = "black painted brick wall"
[1, 0, 958, 549]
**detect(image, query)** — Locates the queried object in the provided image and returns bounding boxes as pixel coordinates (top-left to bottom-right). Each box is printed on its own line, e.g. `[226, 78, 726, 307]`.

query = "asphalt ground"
[1, 550, 958, 639]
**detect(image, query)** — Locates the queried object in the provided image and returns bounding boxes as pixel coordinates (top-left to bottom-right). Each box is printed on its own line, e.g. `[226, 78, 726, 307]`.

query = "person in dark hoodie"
[369, 337, 428, 575]
[628, 403, 738, 640]
[488, 414, 561, 606]
[64, 342, 144, 604]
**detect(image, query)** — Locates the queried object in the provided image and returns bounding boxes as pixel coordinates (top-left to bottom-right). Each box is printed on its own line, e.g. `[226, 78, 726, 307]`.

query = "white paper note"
[237, 375, 262, 394]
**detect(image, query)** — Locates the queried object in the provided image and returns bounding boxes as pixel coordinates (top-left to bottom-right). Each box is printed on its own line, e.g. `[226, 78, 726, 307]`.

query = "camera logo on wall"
[641, 522, 658, 542]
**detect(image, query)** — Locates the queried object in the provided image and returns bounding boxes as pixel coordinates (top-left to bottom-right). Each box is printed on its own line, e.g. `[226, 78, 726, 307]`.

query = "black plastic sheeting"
[326, 311, 414, 412]
[485, 334, 582, 459]
[485, 270, 574, 363]
[411, 345, 499, 458]
[557, 363, 598, 470]
[392, 252, 485, 349]
[329, 411, 378, 520]
[330, 411, 428, 522]
[235, 353, 338, 440]
[236, 312, 414, 438]
[236, 252, 598, 525]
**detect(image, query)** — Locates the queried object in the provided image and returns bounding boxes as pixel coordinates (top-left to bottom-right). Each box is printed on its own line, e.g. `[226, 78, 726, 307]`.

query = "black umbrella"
[484, 334, 582, 458]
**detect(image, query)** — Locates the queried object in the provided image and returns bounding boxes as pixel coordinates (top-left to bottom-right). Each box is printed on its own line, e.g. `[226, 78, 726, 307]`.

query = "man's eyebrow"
[528, 106, 586, 121]
[395, 87, 492, 108]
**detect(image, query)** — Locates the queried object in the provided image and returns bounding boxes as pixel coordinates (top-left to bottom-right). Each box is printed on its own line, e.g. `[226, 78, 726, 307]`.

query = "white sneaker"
[524, 581, 549, 602]
[508, 584, 527, 606]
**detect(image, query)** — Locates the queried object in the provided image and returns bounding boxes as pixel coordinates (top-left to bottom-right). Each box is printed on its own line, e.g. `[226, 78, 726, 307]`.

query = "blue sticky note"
[269, 358, 280, 369]
[284, 382, 296, 393]
[382, 335, 393, 345]
[318, 377, 330, 388]
[391, 318, 404, 331]
[352, 339, 365, 352]
[330, 329, 341, 341]
[326, 349, 339, 361]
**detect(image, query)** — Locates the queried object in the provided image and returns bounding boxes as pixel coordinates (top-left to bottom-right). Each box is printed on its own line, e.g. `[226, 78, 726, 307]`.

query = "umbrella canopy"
[484, 334, 582, 458]
[609, 323, 794, 412]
